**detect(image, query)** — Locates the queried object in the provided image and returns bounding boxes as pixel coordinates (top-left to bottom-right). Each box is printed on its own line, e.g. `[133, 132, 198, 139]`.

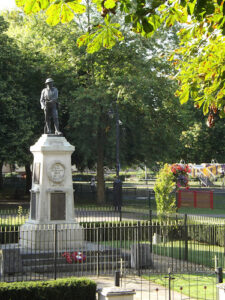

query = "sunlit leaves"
[77, 16, 124, 53]
[46, 3, 61, 25]
[46, 0, 85, 25]
[16, 0, 86, 25]
[174, 25, 225, 116]
[67, 1, 86, 13]
[187, 1, 196, 15]
[178, 85, 190, 104]
[104, 0, 117, 9]
[15, 0, 48, 14]
[92, 0, 103, 11]
[45, 1, 85, 25]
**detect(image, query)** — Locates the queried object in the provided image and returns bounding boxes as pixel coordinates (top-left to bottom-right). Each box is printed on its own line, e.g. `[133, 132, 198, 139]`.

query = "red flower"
[62, 251, 86, 264]
[62, 252, 72, 264]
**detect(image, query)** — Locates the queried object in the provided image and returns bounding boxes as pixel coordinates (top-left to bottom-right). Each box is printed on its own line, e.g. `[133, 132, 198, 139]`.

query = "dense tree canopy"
[2, 11, 187, 201]
[0, 16, 33, 188]
[15, 0, 225, 123]
[0, 0, 224, 200]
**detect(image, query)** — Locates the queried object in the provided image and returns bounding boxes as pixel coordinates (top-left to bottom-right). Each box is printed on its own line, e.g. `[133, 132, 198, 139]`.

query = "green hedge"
[0, 277, 96, 300]
[72, 174, 94, 181]
[81, 221, 225, 247]
[1, 220, 223, 248]
[187, 224, 225, 247]
[80, 221, 182, 243]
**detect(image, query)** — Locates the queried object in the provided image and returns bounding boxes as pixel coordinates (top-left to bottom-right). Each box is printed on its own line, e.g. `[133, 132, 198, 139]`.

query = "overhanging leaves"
[77, 17, 124, 53]
[15, 0, 47, 14]
[16, 0, 85, 24]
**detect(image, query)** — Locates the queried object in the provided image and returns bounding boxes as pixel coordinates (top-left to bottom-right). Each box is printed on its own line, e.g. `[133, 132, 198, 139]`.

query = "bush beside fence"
[0, 277, 96, 300]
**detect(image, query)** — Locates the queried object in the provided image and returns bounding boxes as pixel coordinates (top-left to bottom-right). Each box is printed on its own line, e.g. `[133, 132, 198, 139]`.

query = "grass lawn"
[177, 207, 225, 215]
[143, 273, 217, 300]
[152, 240, 225, 269]
[100, 238, 225, 269]
[0, 216, 27, 226]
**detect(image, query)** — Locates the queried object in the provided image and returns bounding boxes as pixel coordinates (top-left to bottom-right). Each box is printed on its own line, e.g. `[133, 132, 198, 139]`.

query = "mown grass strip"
[143, 273, 217, 300]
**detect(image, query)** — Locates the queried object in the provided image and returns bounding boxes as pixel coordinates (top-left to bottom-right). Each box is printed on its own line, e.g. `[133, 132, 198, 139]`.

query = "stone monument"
[19, 79, 83, 250]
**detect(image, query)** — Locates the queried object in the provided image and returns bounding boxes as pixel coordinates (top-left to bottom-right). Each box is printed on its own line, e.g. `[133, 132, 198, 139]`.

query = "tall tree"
[2, 11, 63, 192]
[178, 104, 225, 163]
[5, 12, 183, 202]
[15, 0, 225, 123]
[0, 16, 33, 190]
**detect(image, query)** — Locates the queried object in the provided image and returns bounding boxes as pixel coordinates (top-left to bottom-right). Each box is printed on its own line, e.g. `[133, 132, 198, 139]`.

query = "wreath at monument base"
[62, 251, 87, 264]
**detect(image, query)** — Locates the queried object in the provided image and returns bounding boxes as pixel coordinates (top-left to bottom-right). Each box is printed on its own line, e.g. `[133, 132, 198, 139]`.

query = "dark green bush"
[0, 225, 20, 244]
[0, 277, 96, 300]
[80, 221, 183, 243]
[104, 174, 125, 181]
[72, 174, 94, 182]
[187, 224, 225, 246]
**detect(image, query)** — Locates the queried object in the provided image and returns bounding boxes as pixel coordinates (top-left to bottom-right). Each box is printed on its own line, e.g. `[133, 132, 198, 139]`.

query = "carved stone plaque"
[33, 163, 40, 184]
[50, 193, 66, 220]
[31, 192, 36, 220]
[48, 162, 65, 183]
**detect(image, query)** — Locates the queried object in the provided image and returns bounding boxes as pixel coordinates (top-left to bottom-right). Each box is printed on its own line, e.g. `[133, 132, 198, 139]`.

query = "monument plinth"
[20, 134, 84, 250]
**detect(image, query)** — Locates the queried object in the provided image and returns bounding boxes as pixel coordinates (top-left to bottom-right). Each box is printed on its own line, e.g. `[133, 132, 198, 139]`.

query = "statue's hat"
[45, 78, 54, 84]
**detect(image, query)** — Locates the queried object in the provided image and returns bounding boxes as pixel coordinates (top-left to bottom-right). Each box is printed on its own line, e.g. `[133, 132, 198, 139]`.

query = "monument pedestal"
[20, 134, 84, 250]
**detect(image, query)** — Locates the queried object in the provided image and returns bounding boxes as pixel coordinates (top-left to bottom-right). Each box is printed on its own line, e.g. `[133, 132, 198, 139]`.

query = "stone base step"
[22, 261, 125, 273]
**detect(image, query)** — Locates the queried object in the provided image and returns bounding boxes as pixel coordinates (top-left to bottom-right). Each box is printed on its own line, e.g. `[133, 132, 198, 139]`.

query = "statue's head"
[45, 78, 54, 87]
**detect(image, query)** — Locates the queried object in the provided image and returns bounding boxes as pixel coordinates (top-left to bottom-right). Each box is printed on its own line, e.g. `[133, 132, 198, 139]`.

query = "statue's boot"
[46, 120, 51, 134]
[54, 118, 62, 135]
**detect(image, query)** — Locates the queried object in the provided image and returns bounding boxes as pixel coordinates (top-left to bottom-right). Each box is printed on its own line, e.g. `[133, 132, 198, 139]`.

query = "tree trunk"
[96, 126, 105, 204]
[0, 160, 3, 190]
[25, 163, 32, 194]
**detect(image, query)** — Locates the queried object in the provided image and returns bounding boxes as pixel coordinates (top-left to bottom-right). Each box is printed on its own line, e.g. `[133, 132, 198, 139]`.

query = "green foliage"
[16, 0, 86, 25]
[15, 0, 225, 121]
[0, 277, 96, 300]
[72, 174, 94, 181]
[17, 206, 23, 217]
[154, 164, 176, 217]
[14, 0, 182, 53]
[2, 12, 183, 203]
[77, 16, 124, 53]
[0, 16, 33, 168]
[178, 105, 225, 163]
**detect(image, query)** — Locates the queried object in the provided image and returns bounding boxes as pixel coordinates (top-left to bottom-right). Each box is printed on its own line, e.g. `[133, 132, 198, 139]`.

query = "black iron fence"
[73, 184, 154, 207]
[1, 206, 225, 225]
[0, 219, 224, 283]
[140, 270, 219, 300]
[0, 206, 157, 225]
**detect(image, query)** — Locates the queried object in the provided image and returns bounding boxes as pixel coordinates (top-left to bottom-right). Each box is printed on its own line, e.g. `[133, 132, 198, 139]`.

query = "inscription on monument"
[48, 162, 65, 183]
[50, 193, 66, 220]
[33, 163, 40, 184]
[31, 192, 36, 220]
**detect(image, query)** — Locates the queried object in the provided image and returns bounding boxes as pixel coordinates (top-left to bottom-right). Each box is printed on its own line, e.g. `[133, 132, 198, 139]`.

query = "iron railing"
[0, 221, 224, 283]
[1, 206, 225, 225]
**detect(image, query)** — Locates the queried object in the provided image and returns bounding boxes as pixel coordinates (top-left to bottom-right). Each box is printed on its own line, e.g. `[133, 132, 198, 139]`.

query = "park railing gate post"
[137, 221, 141, 276]
[54, 224, 58, 280]
[216, 267, 223, 283]
[184, 214, 188, 261]
[149, 209, 153, 252]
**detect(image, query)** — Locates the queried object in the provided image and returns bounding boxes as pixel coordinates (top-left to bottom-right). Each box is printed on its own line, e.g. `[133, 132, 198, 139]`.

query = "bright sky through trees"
[0, 0, 17, 11]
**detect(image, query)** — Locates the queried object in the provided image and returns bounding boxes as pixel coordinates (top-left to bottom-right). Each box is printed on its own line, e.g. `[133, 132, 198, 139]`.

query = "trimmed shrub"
[72, 174, 94, 182]
[0, 277, 96, 300]
[154, 164, 176, 218]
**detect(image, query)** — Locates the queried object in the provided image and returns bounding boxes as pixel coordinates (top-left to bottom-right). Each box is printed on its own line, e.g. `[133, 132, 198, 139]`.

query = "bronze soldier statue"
[40, 78, 62, 135]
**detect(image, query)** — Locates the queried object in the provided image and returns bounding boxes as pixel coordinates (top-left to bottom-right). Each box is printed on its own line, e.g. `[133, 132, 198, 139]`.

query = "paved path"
[90, 276, 190, 300]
